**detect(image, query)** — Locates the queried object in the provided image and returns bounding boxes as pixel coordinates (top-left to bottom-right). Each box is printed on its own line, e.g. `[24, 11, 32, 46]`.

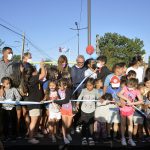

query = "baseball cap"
[110, 76, 120, 88]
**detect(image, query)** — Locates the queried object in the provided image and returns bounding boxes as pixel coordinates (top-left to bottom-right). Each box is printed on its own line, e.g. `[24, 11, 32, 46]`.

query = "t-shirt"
[84, 69, 97, 79]
[123, 86, 141, 102]
[95, 101, 109, 122]
[27, 75, 44, 102]
[78, 88, 100, 113]
[126, 66, 144, 83]
[106, 86, 121, 102]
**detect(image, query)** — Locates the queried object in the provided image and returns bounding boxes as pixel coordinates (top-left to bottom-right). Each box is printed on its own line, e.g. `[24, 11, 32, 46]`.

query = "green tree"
[13, 55, 21, 62]
[96, 33, 145, 69]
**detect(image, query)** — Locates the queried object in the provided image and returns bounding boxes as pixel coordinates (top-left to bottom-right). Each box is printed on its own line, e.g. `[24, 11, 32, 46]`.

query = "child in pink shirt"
[118, 78, 143, 146]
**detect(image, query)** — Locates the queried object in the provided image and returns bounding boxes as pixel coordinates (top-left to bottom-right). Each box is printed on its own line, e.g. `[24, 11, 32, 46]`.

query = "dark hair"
[84, 58, 94, 68]
[0, 85, 4, 90]
[119, 62, 126, 67]
[127, 78, 139, 88]
[112, 63, 123, 72]
[101, 93, 113, 101]
[85, 78, 95, 86]
[10, 62, 23, 88]
[2, 47, 12, 53]
[1, 77, 12, 87]
[21, 64, 36, 94]
[58, 78, 68, 87]
[96, 55, 107, 64]
[120, 76, 127, 86]
[95, 78, 103, 83]
[46, 66, 58, 80]
[147, 91, 150, 99]
[129, 55, 142, 67]
[127, 70, 136, 78]
[144, 68, 150, 82]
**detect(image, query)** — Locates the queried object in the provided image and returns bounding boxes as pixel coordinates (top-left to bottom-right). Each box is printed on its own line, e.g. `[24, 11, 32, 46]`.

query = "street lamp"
[70, 22, 87, 56]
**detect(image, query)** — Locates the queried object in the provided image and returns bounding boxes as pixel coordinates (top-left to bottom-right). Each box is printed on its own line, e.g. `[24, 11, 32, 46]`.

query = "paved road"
[2, 132, 150, 150]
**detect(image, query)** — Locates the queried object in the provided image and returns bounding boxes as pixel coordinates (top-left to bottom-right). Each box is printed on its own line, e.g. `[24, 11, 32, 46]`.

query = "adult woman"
[10, 62, 30, 138]
[57, 55, 71, 79]
[126, 55, 145, 83]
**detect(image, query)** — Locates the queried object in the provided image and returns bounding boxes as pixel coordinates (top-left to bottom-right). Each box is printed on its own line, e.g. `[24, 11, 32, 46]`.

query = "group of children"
[0, 59, 150, 147]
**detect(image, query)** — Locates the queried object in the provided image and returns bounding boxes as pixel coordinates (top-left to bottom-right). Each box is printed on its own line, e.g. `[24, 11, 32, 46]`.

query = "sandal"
[88, 137, 95, 146]
[82, 137, 88, 145]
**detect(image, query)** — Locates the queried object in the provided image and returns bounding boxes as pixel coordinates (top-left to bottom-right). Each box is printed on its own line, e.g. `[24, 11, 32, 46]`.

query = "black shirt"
[27, 75, 44, 102]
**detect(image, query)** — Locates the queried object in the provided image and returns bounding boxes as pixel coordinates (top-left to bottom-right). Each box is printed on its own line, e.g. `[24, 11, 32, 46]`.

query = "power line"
[0, 23, 54, 60]
[0, 23, 23, 37]
[0, 17, 23, 33]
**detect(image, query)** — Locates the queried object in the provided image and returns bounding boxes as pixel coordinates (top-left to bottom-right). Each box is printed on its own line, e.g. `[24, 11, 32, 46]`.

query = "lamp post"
[70, 22, 87, 56]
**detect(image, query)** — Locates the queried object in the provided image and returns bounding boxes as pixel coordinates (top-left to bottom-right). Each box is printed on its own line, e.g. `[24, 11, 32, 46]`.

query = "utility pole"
[21, 32, 25, 61]
[70, 22, 87, 56]
[88, 0, 91, 46]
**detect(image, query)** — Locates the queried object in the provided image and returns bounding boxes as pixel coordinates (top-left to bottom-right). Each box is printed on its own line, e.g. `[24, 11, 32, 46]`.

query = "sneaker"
[128, 139, 136, 146]
[88, 137, 95, 146]
[121, 138, 127, 146]
[28, 138, 39, 144]
[35, 133, 44, 138]
[76, 126, 80, 133]
[51, 135, 56, 143]
[64, 137, 70, 144]
[82, 137, 88, 145]
[66, 134, 72, 141]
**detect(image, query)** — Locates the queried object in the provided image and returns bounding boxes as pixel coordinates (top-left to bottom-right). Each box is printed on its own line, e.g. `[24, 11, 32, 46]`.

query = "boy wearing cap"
[106, 75, 121, 140]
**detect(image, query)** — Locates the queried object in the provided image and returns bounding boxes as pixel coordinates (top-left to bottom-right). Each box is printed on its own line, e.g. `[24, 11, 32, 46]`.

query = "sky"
[0, 0, 150, 64]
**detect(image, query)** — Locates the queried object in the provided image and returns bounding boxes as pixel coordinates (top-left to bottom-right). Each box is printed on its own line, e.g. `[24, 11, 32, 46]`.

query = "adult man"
[0, 47, 13, 140]
[0, 47, 13, 82]
[71, 55, 86, 97]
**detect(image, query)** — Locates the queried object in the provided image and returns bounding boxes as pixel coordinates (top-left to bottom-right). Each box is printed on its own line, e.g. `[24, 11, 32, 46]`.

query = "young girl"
[23, 62, 46, 144]
[54, 78, 73, 144]
[117, 78, 143, 146]
[94, 93, 112, 141]
[44, 80, 61, 143]
[1, 77, 21, 140]
[76, 78, 100, 146]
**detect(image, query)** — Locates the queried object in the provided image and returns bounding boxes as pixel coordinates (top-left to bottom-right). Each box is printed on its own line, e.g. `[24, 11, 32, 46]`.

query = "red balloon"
[86, 45, 94, 55]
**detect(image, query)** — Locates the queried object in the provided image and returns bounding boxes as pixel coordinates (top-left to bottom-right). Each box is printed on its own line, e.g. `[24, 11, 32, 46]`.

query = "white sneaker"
[66, 134, 72, 141]
[121, 138, 127, 146]
[64, 137, 70, 144]
[128, 139, 136, 146]
[28, 138, 39, 144]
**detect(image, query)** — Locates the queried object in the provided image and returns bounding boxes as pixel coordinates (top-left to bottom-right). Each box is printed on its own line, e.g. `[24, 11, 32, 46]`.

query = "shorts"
[107, 109, 120, 124]
[49, 112, 61, 120]
[120, 106, 134, 117]
[61, 108, 73, 116]
[133, 111, 144, 125]
[29, 107, 42, 117]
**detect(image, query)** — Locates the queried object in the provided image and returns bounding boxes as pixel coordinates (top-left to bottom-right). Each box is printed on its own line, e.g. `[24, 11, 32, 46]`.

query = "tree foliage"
[96, 33, 145, 68]
[13, 55, 21, 62]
